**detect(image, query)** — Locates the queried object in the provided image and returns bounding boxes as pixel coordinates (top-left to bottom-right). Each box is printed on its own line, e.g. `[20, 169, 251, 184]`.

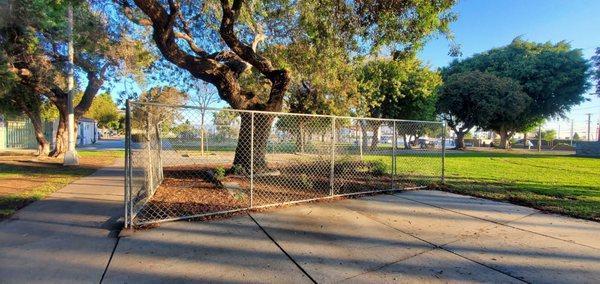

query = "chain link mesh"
[125, 101, 445, 227]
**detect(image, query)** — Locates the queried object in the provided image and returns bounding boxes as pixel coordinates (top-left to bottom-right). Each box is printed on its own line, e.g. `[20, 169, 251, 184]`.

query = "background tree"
[213, 108, 239, 142]
[357, 56, 441, 150]
[483, 80, 531, 148]
[535, 129, 557, 144]
[0, 0, 152, 157]
[442, 39, 590, 148]
[191, 81, 220, 156]
[77, 93, 121, 128]
[118, 0, 458, 172]
[133, 86, 189, 131]
[0, 0, 61, 155]
[437, 71, 518, 149]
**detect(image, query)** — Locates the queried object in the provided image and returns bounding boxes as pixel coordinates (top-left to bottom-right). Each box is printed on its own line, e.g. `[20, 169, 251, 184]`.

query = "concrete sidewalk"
[2, 173, 599, 283]
[0, 161, 124, 283]
[104, 190, 600, 283]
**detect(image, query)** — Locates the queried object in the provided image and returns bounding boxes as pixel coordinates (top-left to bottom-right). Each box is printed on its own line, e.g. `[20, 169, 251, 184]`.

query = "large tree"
[437, 71, 528, 149]
[118, 0, 457, 171]
[442, 39, 590, 148]
[357, 55, 441, 150]
[1, 0, 152, 156]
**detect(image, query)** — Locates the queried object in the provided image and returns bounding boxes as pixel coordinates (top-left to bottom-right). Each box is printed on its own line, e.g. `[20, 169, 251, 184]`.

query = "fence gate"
[124, 101, 446, 228]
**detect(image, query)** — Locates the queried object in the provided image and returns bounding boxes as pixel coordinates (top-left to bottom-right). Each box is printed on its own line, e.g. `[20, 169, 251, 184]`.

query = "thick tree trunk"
[403, 134, 412, 149]
[232, 113, 273, 173]
[51, 110, 68, 157]
[498, 130, 511, 149]
[369, 122, 381, 150]
[455, 132, 466, 150]
[295, 121, 306, 153]
[17, 101, 50, 156]
[30, 114, 50, 156]
[50, 101, 80, 157]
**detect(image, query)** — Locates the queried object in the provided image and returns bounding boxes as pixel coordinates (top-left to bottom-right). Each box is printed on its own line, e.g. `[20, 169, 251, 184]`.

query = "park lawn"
[368, 150, 600, 221]
[0, 150, 123, 220]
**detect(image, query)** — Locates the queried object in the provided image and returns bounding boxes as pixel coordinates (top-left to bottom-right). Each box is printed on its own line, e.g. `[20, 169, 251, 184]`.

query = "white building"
[49, 117, 99, 147]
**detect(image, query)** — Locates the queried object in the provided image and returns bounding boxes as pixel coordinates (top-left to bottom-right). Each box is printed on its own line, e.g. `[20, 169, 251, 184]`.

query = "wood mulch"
[135, 160, 420, 223]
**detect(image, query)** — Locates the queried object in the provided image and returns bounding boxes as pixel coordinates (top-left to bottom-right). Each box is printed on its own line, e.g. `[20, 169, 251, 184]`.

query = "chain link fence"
[125, 101, 446, 227]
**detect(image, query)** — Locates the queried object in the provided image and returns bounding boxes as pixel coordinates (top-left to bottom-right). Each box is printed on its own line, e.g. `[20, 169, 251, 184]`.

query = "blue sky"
[418, 0, 600, 137]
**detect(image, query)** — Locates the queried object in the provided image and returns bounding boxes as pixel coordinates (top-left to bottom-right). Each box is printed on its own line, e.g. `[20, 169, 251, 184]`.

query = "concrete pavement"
[79, 139, 125, 151]
[105, 191, 600, 283]
[2, 165, 600, 284]
[0, 161, 124, 283]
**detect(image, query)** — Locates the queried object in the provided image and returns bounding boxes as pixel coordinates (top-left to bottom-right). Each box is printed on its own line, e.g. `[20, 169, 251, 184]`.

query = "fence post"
[250, 112, 254, 208]
[441, 121, 446, 184]
[124, 100, 130, 228]
[392, 121, 396, 191]
[330, 117, 336, 196]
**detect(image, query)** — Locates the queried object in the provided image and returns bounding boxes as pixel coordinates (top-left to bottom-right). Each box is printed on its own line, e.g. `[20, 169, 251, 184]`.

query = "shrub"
[230, 164, 245, 175]
[214, 166, 226, 181]
[299, 174, 313, 189]
[368, 160, 388, 176]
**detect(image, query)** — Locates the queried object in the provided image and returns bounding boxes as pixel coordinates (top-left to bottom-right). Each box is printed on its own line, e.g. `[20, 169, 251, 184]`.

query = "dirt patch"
[135, 160, 420, 223]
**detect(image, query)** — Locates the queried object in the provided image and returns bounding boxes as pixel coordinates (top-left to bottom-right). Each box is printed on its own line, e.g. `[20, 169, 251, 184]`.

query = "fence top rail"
[128, 100, 444, 125]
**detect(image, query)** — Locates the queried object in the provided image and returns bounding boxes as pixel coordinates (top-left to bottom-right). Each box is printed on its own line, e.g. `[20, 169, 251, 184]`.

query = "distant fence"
[0, 118, 53, 150]
[124, 101, 446, 227]
[575, 141, 600, 157]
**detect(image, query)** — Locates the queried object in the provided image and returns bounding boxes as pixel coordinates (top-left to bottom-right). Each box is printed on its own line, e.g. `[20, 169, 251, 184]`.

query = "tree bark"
[498, 130, 511, 149]
[360, 121, 369, 151]
[369, 122, 381, 150]
[16, 100, 50, 156]
[233, 113, 273, 172]
[455, 131, 466, 150]
[403, 134, 412, 149]
[50, 100, 69, 157]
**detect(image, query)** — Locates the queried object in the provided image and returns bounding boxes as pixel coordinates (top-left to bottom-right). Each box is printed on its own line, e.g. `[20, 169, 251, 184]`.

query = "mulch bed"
[134, 160, 420, 223]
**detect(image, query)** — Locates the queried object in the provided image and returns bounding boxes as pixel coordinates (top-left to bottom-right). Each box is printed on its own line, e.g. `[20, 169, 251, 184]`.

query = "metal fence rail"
[124, 100, 446, 227]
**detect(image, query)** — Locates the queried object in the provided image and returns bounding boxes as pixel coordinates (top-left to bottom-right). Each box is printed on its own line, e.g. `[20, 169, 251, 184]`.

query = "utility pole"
[64, 3, 79, 165]
[570, 119, 574, 146]
[586, 113, 592, 142]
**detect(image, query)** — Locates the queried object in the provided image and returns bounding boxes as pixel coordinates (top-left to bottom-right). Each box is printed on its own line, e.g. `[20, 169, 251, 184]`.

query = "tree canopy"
[0, 0, 152, 156]
[117, 0, 458, 170]
[440, 39, 590, 149]
[437, 70, 528, 149]
[443, 38, 590, 124]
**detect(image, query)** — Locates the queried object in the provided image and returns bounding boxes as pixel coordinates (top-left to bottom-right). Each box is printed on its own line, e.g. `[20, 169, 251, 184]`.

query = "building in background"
[0, 114, 98, 151]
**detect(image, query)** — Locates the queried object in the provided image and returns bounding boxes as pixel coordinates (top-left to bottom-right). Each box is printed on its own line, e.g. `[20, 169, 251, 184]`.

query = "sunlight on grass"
[0, 150, 123, 219]
[367, 151, 600, 221]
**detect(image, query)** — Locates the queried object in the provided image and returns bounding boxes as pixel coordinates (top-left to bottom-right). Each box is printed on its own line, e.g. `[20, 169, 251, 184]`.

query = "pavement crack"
[99, 236, 120, 284]
[247, 212, 317, 284]
[344, 204, 529, 284]
[393, 193, 600, 251]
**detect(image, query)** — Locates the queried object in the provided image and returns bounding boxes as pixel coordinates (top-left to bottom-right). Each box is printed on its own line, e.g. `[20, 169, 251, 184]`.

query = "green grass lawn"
[367, 150, 600, 221]
[0, 150, 123, 219]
